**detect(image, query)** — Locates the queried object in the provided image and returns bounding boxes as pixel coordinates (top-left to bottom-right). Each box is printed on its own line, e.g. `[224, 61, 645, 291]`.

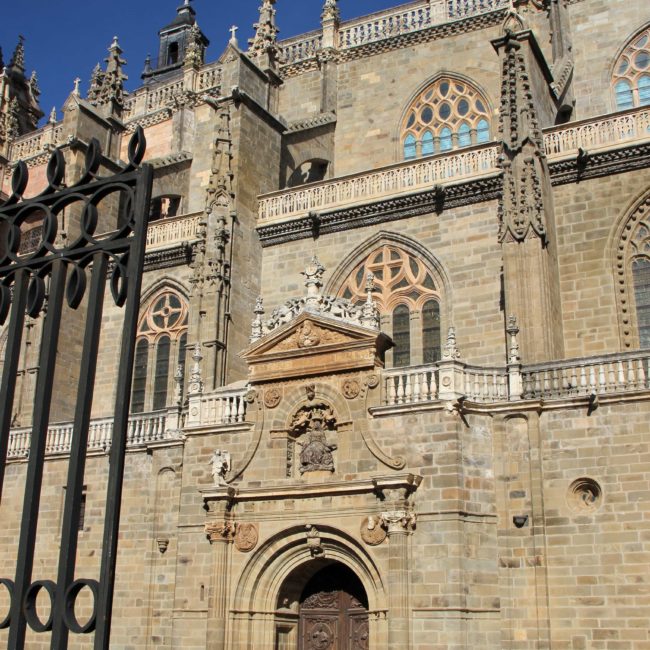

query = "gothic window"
[615, 194, 650, 349]
[633, 258, 650, 346]
[392, 305, 411, 367]
[150, 195, 182, 221]
[131, 290, 188, 413]
[401, 76, 492, 160]
[338, 245, 444, 366]
[613, 27, 650, 110]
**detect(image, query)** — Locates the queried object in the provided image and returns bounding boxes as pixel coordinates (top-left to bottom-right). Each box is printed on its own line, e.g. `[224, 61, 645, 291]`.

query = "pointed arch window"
[338, 244, 444, 367]
[400, 76, 492, 161]
[132, 289, 189, 413]
[612, 27, 650, 110]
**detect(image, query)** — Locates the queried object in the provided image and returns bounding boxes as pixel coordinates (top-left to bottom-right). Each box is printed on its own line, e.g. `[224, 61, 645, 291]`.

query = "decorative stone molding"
[342, 378, 361, 400]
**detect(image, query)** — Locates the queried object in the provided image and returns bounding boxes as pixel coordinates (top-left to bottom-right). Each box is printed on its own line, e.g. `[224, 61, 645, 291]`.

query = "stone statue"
[298, 411, 337, 474]
[210, 449, 230, 485]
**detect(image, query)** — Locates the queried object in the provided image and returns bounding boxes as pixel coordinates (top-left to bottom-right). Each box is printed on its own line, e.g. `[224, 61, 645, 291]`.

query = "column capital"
[205, 520, 236, 544]
[380, 510, 416, 535]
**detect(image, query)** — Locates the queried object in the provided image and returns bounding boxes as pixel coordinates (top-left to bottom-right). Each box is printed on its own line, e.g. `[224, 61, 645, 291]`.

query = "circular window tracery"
[612, 26, 650, 110]
[338, 245, 440, 312]
[401, 76, 491, 160]
[137, 290, 188, 342]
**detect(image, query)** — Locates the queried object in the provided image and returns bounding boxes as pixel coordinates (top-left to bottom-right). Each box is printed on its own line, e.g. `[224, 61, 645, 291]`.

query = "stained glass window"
[613, 27, 650, 109]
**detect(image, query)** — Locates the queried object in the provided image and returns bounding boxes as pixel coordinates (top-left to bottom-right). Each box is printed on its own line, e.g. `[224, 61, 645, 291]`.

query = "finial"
[321, 0, 340, 22]
[361, 272, 380, 330]
[73, 77, 81, 96]
[442, 326, 461, 360]
[48, 106, 57, 124]
[506, 314, 520, 364]
[187, 342, 204, 395]
[250, 297, 265, 342]
[110, 35, 120, 50]
[229, 25, 239, 45]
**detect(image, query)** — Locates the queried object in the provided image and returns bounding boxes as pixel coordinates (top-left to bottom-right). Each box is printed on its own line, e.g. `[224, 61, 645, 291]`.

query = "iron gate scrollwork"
[0, 127, 153, 649]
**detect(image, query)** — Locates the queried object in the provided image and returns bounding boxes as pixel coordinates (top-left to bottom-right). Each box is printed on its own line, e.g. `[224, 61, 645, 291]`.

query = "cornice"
[257, 174, 501, 247]
[549, 143, 650, 186]
[143, 245, 191, 271]
[279, 10, 507, 79]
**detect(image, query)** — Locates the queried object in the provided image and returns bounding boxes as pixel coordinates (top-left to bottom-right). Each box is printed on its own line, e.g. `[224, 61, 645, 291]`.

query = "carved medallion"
[360, 516, 387, 546]
[264, 387, 281, 409]
[342, 378, 360, 400]
[304, 619, 334, 649]
[245, 389, 258, 404]
[234, 522, 259, 552]
[366, 374, 379, 389]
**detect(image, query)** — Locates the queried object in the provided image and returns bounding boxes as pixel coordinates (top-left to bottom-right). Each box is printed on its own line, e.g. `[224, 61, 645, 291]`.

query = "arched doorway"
[298, 564, 369, 650]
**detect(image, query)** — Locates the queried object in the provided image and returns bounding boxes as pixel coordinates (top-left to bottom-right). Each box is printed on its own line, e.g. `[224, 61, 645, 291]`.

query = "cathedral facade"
[1, 0, 650, 648]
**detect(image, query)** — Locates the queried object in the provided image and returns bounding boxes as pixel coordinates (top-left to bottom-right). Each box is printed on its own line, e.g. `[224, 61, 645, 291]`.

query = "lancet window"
[401, 76, 491, 160]
[613, 27, 650, 110]
[338, 245, 442, 367]
[131, 289, 188, 413]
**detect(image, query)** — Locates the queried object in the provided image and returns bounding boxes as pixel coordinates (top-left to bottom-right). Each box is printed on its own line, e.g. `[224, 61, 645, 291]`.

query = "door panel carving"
[298, 565, 369, 650]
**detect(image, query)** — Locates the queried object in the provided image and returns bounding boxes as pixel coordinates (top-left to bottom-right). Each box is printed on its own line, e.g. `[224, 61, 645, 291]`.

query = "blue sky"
[1, 0, 404, 124]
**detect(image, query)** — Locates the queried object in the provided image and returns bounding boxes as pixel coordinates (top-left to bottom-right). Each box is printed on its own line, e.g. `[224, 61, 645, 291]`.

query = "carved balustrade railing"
[381, 350, 650, 406]
[6, 411, 173, 459]
[338, 1, 433, 49]
[521, 350, 650, 399]
[121, 64, 222, 121]
[8, 123, 65, 161]
[258, 143, 499, 222]
[280, 0, 509, 64]
[186, 386, 249, 428]
[146, 211, 201, 249]
[280, 31, 323, 65]
[384, 365, 438, 405]
[544, 105, 650, 159]
[197, 62, 223, 91]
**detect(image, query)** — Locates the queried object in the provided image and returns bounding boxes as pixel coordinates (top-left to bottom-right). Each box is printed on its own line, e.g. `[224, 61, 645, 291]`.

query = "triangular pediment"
[241, 312, 392, 383]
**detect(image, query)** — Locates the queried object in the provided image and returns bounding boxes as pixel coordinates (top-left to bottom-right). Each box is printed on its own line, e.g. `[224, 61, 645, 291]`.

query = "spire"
[141, 54, 153, 79]
[321, 0, 340, 22]
[0, 35, 43, 144]
[29, 71, 40, 101]
[248, 0, 280, 68]
[48, 106, 57, 124]
[88, 37, 128, 112]
[184, 23, 205, 68]
[8, 36, 25, 74]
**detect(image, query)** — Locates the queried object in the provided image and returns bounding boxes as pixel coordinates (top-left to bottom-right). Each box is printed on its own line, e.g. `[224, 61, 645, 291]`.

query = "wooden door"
[298, 566, 369, 650]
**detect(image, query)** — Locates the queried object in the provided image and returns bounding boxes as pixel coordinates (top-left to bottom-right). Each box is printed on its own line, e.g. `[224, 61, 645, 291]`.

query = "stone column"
[205, 517, 236, 650]
[381, 509, 416, 650]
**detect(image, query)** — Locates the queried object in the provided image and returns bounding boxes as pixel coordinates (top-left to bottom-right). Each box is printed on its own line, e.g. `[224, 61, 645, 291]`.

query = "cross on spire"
[229, 25, 238, 43]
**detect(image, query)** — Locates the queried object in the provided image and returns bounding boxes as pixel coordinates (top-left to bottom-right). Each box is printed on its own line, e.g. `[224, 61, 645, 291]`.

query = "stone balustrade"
[521, 350, 650, 399]
[280, 32, 323, 65]
[8, 123, 64, 161]
[146, 212, 201, 249]
[186, 385, 249, 428]
[382, 350, 650, 406]
[258, 143, 499, 222]
[281, 0, 509, 64]
[7, 410, 172, 459]
[544, 105, 650, 159]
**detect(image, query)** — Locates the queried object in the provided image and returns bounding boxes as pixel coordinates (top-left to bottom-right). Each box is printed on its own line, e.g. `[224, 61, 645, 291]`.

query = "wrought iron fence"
[0, 127, 153, 649]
